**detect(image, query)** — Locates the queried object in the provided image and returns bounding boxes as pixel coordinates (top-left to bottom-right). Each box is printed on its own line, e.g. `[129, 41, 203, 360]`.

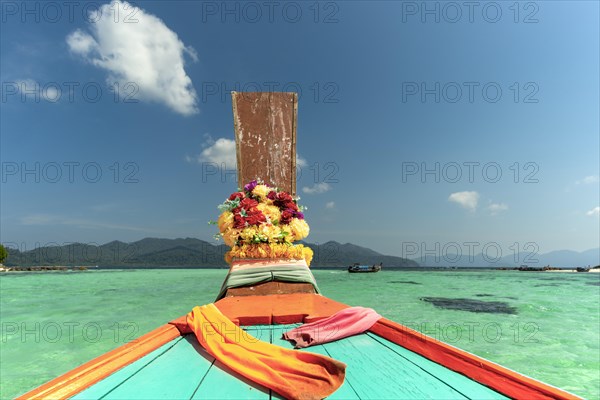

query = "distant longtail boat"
[348, 262, 382, 273]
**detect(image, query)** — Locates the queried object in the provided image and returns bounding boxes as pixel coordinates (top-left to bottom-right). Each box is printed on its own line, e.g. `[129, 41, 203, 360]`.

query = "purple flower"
[295, 211, 304, 220]
[244, 180, 258, 192]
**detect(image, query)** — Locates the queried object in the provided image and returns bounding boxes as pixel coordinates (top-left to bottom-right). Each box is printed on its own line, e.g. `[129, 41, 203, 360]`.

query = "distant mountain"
[305, 241, 418, 268]
[4, 238, 230, 268]
[3, 238, 418, 268]
[414, 248, 600, 268]
[523, 248, 600, 268]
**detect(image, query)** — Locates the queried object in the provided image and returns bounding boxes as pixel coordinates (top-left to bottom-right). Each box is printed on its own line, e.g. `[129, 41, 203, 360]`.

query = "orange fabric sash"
[187, 304, 346, 400]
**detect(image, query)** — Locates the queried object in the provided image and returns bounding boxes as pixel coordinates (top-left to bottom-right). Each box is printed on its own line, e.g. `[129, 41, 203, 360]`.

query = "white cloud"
[198, 137, 237, 166]
[325, 201, 336, 209]
[488, 202, 508, 215]
[586, 206, 600, 217]
[187, 138, 310, 172]
[187, 136, 237, 167]
[21, 214, 59, 225]
[15, 79, 60, 102]
[66, 0, 198, 116]
[302, 182, 332, 194]
[65, 29, 96, 55]
[21, 213, 147, 231]
[576, 175, 599, 185]
[448, 191, 479, 211]
[296, 154, 308, 168]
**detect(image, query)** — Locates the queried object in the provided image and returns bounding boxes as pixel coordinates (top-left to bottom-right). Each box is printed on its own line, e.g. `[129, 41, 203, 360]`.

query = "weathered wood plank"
[72, 324, 504, 400]
[226, 282, 316, 297]
[71, 337, 184, 400]
[270, 324, 360, 400]
[367, 333, 508, 399]
[100, 336, 212, 399]
[232, 92, 297, 195]
[191, 359, 270, 399]
[192, 325, 281, 399]
[20, 323, 182, 400]
[318, 333, 469, 399]
[191, 326, 271, 399]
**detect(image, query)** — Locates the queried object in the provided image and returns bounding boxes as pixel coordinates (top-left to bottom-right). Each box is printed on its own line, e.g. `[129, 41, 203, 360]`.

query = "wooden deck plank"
[271, 324, 360, 400]
[320, 333, 469, 399]
[226, 282, 316, 297]
[69, 324, 512, 400]
[21, 323, 182, 400]
[71, 337, 184, 399]
[191, 326, 272, 399]
[191, 359, 270, 399]
[100, 336, 211, 399]
[367, 333, 508, 400]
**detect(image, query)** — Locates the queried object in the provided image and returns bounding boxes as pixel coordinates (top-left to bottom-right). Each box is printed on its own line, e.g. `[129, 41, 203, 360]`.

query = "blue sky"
[1, 0, 598, 261]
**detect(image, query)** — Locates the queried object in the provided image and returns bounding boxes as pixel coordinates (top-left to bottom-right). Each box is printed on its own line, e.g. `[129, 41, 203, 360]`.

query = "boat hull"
[18, 293, 580, 400]
[348, 265, 381, 273]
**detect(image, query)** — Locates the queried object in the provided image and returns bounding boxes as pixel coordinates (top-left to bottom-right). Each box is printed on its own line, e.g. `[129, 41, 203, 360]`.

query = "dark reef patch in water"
[389, 281, 421, 285]
[420, 297, 518, 314]
[538, 277, 578, 282]
[534, 283, 562, 287]
[586, 282, 600, 286]
[475, 294, 493, 297]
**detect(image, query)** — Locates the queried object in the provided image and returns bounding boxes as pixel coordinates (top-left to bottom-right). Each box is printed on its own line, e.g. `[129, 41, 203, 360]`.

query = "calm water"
[1, 269, 598, 399]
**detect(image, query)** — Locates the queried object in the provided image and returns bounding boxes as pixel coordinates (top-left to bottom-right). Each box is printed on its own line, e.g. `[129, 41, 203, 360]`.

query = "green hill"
[4, 238, 418, 268]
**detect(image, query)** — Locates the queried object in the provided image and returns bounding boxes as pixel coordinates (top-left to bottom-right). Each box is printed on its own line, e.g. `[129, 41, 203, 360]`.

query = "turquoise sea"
[1, 269, 598, 399]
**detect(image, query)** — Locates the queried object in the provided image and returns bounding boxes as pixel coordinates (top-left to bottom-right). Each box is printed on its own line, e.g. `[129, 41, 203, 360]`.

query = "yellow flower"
[279, 225, 293, 243]
[224, 243, 313, 266]
[222, 230, 239, 247]
[289, 219, 309, 240]
[256, 203, 281, 223]
[252, 184, 271, 201]
[240, 227, 258, 243]
[302, 246, 314, 266]
[257, 224, 277, 240]
[218, 211, 233, 232]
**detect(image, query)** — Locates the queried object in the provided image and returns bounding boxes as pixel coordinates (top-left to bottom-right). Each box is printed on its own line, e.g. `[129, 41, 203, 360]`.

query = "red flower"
[272, 192, 297, 211]
[240, 198, 258, 209]
[267, 191, 277, 200]
[233, 214, 246, 229]
[229, 192, 245, 201]
[284, 201, 298, 211]
[277, 192, 293, 202]
[280, 209, 294, 225]
[246, 213, 266, 226]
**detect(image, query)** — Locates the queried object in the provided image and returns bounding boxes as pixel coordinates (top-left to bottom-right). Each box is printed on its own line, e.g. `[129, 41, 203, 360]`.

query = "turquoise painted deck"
[73, 325, 508, 399]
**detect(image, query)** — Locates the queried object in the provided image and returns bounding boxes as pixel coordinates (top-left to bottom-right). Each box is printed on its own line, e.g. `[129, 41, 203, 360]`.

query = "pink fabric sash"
[282, 306, 382, 348]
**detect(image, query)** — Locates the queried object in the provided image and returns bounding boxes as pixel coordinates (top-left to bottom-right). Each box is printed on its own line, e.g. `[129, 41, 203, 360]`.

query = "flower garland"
[216, 179, 313, 266]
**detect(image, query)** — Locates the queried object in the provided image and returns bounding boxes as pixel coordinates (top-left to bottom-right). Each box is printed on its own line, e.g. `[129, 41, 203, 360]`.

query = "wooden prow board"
[227, 92, 314, 297]
[232, 92, 297, 195]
